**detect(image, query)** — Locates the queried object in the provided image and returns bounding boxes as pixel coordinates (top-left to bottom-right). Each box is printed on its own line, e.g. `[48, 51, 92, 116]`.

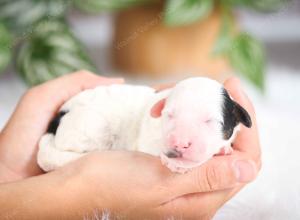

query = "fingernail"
[233, 160, 257, 182]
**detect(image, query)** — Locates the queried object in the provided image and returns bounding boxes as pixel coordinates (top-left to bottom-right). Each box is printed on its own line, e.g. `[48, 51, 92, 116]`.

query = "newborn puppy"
[38, 77, 251, 173]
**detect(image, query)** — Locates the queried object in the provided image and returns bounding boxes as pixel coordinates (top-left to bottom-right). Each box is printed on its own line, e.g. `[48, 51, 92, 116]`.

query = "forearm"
[0, 170, 92, 220]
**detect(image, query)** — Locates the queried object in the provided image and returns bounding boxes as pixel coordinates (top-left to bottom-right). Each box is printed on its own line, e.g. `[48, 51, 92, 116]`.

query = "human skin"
[0, 71, 261, 219]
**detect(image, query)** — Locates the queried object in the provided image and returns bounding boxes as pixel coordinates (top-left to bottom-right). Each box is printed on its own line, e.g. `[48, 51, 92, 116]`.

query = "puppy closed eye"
[205, 119, 223, 126]
[169, 112, 175, 118]
[163, 110, 175, 119]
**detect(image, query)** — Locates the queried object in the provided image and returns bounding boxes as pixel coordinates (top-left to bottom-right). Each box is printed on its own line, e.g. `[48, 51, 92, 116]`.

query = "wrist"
[40, 169, 93, 219]
[57, 158, 112, 218]
[53, 162, 107, 218]
[0, 170, 91, 219]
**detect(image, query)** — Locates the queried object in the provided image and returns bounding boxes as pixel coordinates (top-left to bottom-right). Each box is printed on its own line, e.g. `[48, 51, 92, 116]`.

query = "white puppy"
[38, 77, 251, 173]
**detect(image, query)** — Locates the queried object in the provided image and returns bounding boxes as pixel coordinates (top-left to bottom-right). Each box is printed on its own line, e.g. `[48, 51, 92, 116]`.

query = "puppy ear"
[150, 99, 166, 118]
[233, 101, 252, 128]
[222, 88, 252, 132]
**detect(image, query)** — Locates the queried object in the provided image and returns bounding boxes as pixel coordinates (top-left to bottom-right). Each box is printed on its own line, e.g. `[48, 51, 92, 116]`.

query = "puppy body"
[38, 85, 170, 171]
[38, 77, 251, 172]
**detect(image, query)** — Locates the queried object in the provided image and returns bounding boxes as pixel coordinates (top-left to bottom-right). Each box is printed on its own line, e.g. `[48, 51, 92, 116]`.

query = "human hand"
[60, 77, 260, 219]
[146, 77, 261, 219]
[0, 71, 124, 182]
[0, 76, 260, 219]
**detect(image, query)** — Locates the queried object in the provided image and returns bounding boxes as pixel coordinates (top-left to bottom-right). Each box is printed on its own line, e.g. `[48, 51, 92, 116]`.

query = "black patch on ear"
[234, 102, 252, 128]
[221, 88, 252, 140]
[47, 111, 68, 135]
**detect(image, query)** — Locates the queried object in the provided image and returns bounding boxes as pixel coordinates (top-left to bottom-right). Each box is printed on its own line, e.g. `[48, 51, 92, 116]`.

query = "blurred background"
[0, 0, 299, 219]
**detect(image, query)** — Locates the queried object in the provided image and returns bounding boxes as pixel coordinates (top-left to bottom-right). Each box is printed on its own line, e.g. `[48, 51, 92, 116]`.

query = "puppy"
[38, 77, 251, 173]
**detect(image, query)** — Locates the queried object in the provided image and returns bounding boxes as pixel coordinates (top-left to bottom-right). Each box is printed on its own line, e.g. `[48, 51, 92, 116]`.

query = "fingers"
[224, 77, 261, 164]
[46, 70, 124, 91]
[158, 153, 257, 218]
[158, 189, 233, 219]
[165, 152, 257, 197]
[22, 70, 124, 114]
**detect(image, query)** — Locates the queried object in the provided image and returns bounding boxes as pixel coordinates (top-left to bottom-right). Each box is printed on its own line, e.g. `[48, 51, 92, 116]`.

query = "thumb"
[169, 153, 257, 195]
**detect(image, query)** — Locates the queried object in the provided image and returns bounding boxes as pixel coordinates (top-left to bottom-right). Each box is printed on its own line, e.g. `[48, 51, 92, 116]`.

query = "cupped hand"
[57, 77, 261, 219]
[0, 71, 124, 182]
[0, 74, 261, 219]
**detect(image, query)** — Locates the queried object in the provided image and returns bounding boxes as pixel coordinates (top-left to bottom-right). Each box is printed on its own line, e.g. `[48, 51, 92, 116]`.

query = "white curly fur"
[37, 77, 236, 173]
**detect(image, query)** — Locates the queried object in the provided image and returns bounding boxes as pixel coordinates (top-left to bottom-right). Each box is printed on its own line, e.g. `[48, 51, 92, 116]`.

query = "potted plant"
[113, 0, 288, 90]
[0, 0, 288, 90]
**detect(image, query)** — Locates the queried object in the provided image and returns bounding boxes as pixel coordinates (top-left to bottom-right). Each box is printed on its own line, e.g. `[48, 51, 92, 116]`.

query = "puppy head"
[151, 77, 251, 169]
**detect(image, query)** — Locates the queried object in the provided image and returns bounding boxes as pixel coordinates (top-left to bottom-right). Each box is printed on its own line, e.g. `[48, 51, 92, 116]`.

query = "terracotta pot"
[113, 5, 232, 81]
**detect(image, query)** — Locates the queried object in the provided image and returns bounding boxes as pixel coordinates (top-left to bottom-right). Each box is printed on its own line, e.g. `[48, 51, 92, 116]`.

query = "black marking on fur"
[47, 111, 68, 135]
[221, 88, 252, 140]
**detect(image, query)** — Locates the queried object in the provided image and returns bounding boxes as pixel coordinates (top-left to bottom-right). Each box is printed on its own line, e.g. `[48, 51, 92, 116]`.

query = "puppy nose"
[174, 141, 192, 150]
[170, 134, 192, 146]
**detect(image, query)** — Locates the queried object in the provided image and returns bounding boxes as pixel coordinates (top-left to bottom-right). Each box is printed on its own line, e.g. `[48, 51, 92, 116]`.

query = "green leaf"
[222, 0, 289, 12]
[249, 0, 290, 12]
[74, 0, 151, 13]
[221, 0, 251, 7]
[164, 0, 214, 26]
[0, 22, 12, 74]
[17, 20, 96, 86]
[228, 33, 265, 90]
[212, 10, 234, 55]
[0, 0, 69, 34]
